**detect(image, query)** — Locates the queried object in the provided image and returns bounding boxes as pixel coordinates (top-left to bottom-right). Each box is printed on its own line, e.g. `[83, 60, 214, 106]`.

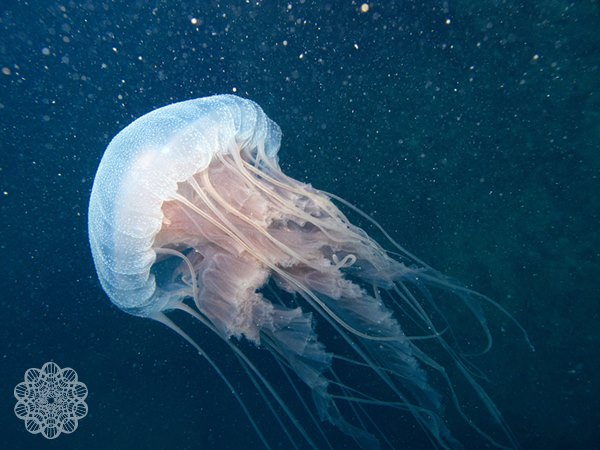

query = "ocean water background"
[0, 1, 598, 449]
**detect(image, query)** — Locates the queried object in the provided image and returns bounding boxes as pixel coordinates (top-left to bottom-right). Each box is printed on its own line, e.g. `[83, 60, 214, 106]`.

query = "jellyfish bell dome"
[89, 95, 281, 317]
[88, 94, 529, 449]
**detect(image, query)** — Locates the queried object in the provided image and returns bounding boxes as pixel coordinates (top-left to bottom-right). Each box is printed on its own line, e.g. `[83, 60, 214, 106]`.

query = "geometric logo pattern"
[14, 362, 88, 439]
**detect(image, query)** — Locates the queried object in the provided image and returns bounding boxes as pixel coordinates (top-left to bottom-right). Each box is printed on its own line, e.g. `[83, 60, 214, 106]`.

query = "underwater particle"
[41, 47, 50, 56]
[360, 3, 369, 13]
[1, 67, 11, 75]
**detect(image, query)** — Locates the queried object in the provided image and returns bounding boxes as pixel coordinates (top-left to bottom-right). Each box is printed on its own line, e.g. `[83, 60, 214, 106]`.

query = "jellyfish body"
[89, 95, 523, 449]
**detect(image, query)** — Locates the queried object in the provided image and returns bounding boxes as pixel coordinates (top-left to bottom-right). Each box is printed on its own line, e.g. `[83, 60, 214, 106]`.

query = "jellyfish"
[88, 95, 528, 449]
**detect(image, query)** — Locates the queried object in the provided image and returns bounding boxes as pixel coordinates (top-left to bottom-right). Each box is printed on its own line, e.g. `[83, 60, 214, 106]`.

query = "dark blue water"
[1, 1, 598, 449]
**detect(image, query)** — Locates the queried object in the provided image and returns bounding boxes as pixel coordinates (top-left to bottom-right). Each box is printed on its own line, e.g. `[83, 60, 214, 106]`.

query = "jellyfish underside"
[143, 142, 520, 450]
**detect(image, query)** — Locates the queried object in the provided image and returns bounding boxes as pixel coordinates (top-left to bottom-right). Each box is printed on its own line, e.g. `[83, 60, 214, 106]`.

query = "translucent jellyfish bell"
[88, 95, 529, 449]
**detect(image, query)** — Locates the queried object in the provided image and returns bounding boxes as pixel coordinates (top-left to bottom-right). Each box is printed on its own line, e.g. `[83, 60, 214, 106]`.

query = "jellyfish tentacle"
[150, 311, 272, 450]
[259, 308, 382, 450]
[172, 301, 318, 449]
[195, 168, 323, 270]
[294, 288, 456, 450]
[227, 154, 366, 247]
[171, 170, 406, 343]
[326, 190, 533, 353]
[271, 356, 336, 450]
[167, 150, 520, 449]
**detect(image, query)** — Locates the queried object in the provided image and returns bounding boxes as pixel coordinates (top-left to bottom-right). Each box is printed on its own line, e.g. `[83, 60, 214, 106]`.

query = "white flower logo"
[14, 362, 88, 439]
